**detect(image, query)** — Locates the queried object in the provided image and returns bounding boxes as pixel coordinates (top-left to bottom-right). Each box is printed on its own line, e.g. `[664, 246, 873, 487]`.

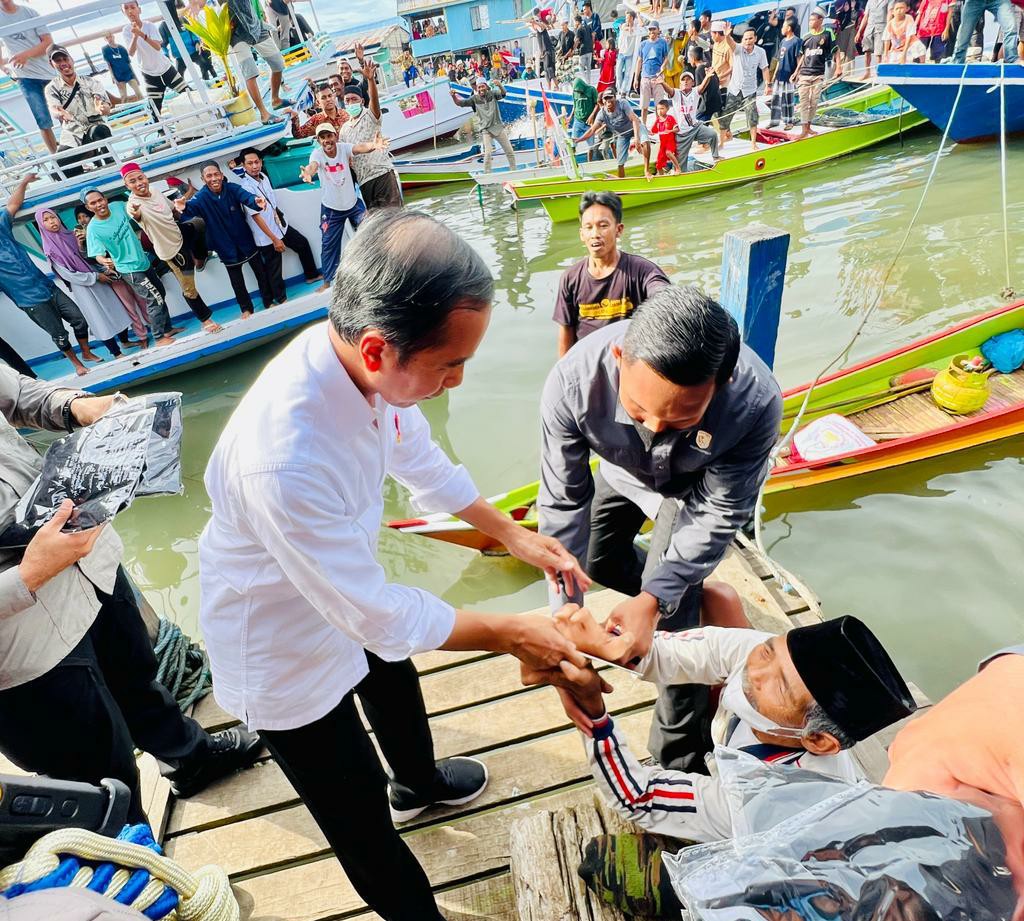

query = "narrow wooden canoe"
[387, 300, 1024, 549]
[508, 86, 927, 223]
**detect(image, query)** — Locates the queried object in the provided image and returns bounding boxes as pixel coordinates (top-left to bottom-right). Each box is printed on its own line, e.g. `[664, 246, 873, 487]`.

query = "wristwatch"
[61, 394, 85, 433]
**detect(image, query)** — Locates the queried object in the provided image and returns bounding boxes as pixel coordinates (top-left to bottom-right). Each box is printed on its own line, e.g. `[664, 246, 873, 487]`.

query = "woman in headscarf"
[35, 207, 141, 359]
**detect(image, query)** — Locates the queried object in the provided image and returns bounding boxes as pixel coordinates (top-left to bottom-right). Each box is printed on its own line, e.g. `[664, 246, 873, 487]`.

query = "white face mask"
[720, 668, 806, 740]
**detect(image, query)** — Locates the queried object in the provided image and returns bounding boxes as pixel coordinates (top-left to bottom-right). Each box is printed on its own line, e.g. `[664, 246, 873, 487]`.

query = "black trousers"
[56, 124, 114, 178]
[586, 469, 712, 773]
[224, 254, 274, 313]
[0, 568, 210, 825]
[260, 654, 444, 921]
[258, 225, 320, 302]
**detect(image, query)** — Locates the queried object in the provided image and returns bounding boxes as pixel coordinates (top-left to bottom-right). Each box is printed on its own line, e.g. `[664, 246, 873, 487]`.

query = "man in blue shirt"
[0, 174, 97, 376]
[175, 162, 277, 317]
[634, 20, 670, 121]
[101, 31, 140, 104]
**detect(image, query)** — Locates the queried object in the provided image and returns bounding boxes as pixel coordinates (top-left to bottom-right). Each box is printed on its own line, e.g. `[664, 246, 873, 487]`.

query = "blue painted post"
[719, 223, 790, 370]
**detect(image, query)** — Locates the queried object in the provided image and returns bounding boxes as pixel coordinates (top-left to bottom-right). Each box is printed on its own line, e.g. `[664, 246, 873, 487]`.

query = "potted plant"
[183, 4, 256, 126]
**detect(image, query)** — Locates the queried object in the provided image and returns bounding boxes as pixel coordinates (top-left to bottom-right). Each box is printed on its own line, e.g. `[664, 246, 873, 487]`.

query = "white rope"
[998, 61, 1015, 299]
[0, 828, 239, 921]
[751, 67, 973, 589]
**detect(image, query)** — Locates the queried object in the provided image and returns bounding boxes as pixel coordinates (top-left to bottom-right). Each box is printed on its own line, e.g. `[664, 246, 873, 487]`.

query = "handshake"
[520, 605, 638, 736]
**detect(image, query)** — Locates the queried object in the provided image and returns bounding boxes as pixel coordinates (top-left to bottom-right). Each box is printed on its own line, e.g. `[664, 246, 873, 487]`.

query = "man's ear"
[802, 731, 842, 756]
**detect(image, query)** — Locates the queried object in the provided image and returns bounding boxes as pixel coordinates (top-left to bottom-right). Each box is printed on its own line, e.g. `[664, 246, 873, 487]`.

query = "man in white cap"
[793, 6, 834, 138]
[449, 77, 517, 173]
[299, 121, 386, 289]
[719, 27, 770, 147]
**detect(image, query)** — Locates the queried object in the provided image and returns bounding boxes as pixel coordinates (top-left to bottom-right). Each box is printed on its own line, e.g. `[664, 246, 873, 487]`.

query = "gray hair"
[804, 702, 857, 750]
[328, 209, 494, 362]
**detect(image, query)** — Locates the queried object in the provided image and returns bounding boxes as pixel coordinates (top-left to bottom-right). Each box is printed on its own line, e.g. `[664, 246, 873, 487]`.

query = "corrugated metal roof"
[335, 23, 410, 53]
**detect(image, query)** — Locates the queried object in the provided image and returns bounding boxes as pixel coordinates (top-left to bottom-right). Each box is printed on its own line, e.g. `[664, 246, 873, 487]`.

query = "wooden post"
[719, 223, 790, 370]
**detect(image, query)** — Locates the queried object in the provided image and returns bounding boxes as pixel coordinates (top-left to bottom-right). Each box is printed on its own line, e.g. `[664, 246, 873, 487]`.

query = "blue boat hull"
[877, 63, 1024, 142]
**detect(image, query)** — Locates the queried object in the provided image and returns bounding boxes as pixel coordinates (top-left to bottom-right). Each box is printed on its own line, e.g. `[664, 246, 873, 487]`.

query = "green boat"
[509, 86, 927, 223]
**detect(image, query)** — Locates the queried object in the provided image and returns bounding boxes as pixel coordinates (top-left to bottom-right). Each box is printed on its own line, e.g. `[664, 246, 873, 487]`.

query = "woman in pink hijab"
[35, 207, 148, 357]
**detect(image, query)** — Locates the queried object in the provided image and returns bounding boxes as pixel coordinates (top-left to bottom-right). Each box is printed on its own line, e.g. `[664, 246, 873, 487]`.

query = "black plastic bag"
[110, 391, 184, 497]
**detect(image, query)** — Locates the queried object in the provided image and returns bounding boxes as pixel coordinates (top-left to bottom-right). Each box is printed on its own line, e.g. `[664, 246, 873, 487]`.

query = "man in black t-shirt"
[793, 6, 834, 137]
[553, 191, 670, 356]
[574, 14, 595, 74]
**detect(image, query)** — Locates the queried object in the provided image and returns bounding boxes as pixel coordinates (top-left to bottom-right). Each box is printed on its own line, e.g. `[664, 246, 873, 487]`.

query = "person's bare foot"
[155, 335, 176, 346]
[241, 310, 254, 319]
[74, 364, 89, 376]
[306, 274, 324, 283]
[202, 319, 222, 333]
[553, 606, 636, 664]
[314, 283, 330, 293]
[796, 128, 816, 139]
[81, 351, 104, 362]
[168, 326, 186, 336]
[121, 339, 144, 349]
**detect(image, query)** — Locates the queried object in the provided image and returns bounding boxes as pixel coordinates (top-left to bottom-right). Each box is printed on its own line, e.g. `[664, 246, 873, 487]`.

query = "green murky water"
[115, 129, 1024, 702]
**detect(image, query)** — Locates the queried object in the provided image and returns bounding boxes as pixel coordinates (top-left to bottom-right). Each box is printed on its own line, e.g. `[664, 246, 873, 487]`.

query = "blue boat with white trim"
[877, 62, 1024, 142]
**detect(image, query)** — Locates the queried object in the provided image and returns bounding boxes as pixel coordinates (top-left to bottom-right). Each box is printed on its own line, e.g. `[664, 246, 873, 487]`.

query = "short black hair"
[329, 209, 494, 362]
[199, 160, 221, 174]
[574, 14, 583, 22]
[74, 204, 91, 219]
[579, 190, 623, 224]
[239, 147, 262, 163]
[743, 26, 757, 35]
[583, 1, 592, 7]
[622, 286, 740, 388]
[700, 8, 712, 18]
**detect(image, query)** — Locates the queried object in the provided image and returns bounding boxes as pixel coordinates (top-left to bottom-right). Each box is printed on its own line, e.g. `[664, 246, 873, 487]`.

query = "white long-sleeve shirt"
[198, 323, 480, 731]
[586, 627, 861, 842]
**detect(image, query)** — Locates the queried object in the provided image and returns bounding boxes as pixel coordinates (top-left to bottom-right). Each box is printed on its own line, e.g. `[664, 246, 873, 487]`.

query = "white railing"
[0, 98, 238, 202]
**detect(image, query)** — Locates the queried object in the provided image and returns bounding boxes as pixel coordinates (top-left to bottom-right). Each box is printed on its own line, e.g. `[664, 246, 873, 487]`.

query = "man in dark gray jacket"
[537, 285, 783, 773]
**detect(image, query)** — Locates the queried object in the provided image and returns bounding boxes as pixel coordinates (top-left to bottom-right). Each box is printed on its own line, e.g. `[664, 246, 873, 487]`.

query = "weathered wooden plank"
[302, 873, 517, 921]
[511, 792, 636, 921]
[232, 785, 599, 921]
[193, 650, 496, 732]
[711, 552, 793, 635]
[165, 701, 656, 875]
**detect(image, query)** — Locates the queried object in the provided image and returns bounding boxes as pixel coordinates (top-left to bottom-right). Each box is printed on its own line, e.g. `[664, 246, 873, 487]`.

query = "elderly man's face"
[742, 635, 815, 730]
[368, 305, 493, 407]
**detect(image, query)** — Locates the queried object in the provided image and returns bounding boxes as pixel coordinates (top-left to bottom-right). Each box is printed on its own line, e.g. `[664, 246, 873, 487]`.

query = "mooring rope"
[154, 618, 213, 712]
[751, 62, 974, 589]
[0, 825, 238, 921]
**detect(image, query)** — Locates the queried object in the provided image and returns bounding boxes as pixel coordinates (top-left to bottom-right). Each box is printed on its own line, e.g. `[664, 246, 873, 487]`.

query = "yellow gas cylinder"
[930, 354, 994, 414]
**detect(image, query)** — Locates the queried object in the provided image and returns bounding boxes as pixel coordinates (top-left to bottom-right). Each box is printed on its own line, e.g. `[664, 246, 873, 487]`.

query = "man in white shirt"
[232, 146, 322, 304]
[300, 121, 384, 291]
[720, 26, 770, 145]
[121, 0, 188, 114]
[672, 71, 720, 163]
[199, 208, 590, 921]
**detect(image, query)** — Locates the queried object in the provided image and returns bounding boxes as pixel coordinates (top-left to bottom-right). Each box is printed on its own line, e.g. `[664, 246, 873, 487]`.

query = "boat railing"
[0, 97, 238, 200]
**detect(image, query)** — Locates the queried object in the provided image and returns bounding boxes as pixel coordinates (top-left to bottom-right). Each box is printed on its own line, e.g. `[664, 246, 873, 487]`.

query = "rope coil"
[0, 826, 238, 921]
[153, 618, 213, 713]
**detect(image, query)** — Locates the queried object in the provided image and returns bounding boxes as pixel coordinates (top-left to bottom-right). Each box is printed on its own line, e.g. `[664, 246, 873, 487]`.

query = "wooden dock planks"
[153, 542, 911, 920]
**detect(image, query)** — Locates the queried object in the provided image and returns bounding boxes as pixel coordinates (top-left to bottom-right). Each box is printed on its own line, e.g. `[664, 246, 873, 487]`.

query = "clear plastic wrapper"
[0, 392, 184, 548]
[110, 391, 184, 497]
[664, 749, 1022, 921]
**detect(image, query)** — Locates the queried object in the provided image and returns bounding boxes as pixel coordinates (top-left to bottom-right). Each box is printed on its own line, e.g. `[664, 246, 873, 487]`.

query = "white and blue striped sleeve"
[585, 714, 731, 843]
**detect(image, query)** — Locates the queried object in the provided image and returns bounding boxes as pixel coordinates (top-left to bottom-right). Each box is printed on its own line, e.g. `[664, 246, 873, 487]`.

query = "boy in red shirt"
[651, 98, 681, 174]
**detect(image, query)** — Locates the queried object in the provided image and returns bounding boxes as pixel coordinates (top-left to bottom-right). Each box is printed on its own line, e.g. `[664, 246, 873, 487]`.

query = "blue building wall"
[406, 0, 527, 57]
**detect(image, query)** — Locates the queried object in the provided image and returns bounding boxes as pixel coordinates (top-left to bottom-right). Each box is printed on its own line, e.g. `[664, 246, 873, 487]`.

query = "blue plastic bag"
[981, 329, 1024, 374]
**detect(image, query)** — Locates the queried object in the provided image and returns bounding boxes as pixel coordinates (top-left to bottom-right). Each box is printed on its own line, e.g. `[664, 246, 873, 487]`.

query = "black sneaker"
[167, 727, 263, 798]
[388, 756, 489, 824]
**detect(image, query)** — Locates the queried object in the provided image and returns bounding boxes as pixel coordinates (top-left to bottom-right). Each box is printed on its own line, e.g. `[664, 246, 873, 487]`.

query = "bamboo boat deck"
[130, 542, 922, 921]
[849, 368, 1024, 439]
